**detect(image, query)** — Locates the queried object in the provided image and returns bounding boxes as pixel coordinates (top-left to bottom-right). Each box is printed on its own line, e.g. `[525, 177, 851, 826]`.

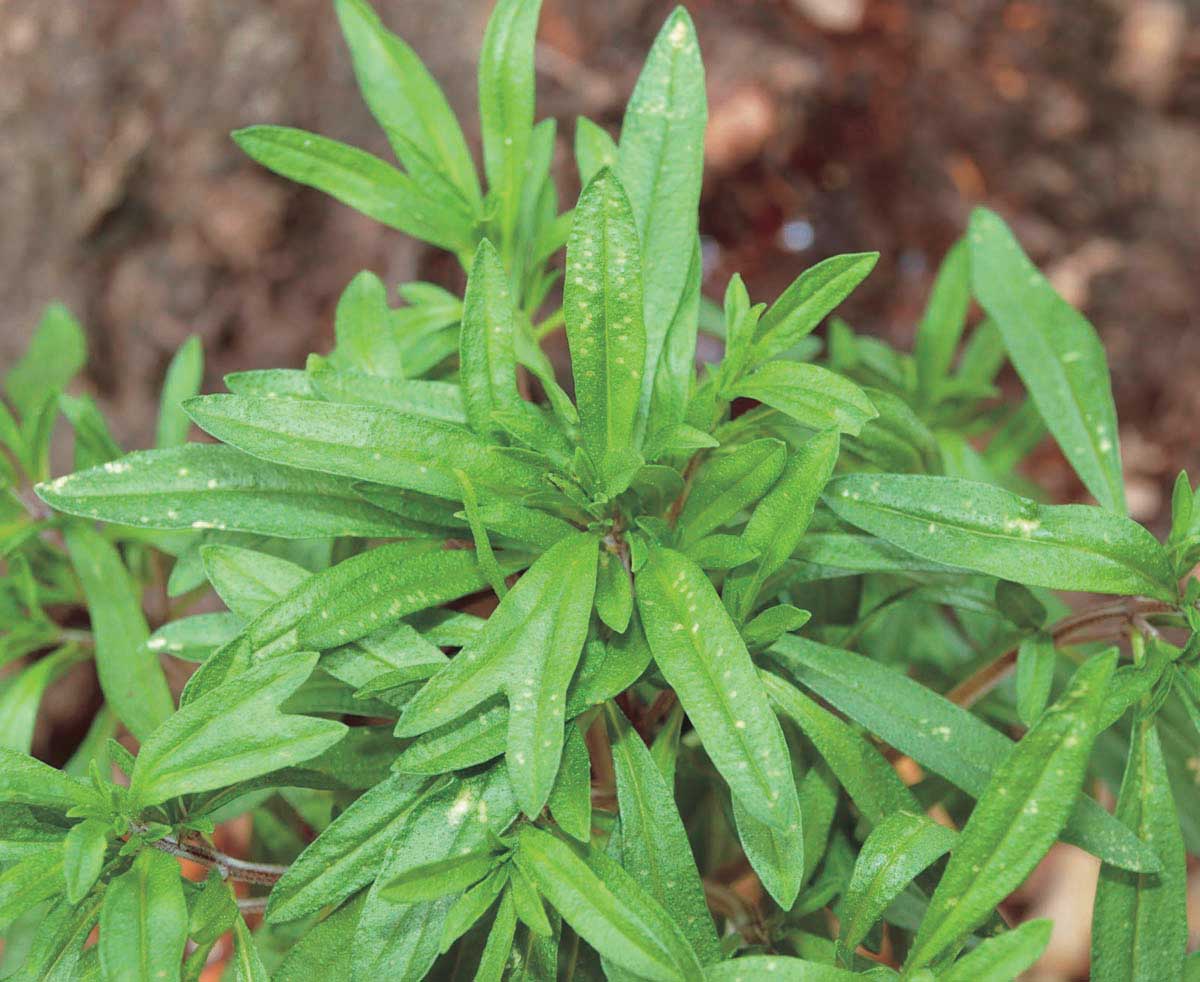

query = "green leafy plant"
[3, 0, 1198, 979]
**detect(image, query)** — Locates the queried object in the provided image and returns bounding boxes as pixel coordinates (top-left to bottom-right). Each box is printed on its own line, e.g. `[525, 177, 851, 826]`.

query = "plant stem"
[946, 597, 1176, 710]
[150, 831, 288, 886]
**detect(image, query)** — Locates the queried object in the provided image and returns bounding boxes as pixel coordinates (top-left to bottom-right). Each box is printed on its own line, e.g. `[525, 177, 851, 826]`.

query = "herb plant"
[3, 0, 1198, 979]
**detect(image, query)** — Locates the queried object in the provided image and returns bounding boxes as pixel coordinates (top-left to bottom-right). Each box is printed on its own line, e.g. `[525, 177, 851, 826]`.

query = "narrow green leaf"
[326, 271, 406, 377]
[381, 848, 505, 903]
[189, 871, 238, 946]
[515, 825, 704, 982]
[969, 207, 1125, 512]
[233, 126, 474, 254]
[396, 533, 598, 817]
[647, 238, 703, 441]
[575, 117, 618, 185]
[768, 637, 1158, 872]
[1091, 716, 1188, 982]
[731, 794, 805, 912]
[352, 765, 519, 981]
[761, 671, 917, 825]
[731, 363, 877, 436]
[906, 652, 1116, 969]
[618, 9, 707, 426]
[157, 335, 203, 447]
[59, 393, 122, 470]
[0, 645, 87, 753]
[309, 364, 467, 423]
[440, 868, 507, 952]
[1015, 633, 1057, 726]
[6, 304, 86, 417]
[478, 0, 542, 256]
[477, 890, 518, 982]
[0, 747, 98, 811]
[130, 652, 346, 808]
[564, 168, 647, 474]
[636, 546, 801, 830]
[183, 393, 540, 501]
[724, 430, 840, 621]
[914, 239, 969, 403]
[64, 525, 172, 741]
[98, 850, 187, 982]
[939, 918, 1053, 982]
[62, 820, 108, 905]
[38, 444, 406, 538]
[230, 915, 270, 982]
[749, 253, 878, 366]
[460, 240, 522, 440]
[267, 773, 431, 923]
[839, 811, 955, 955]
[456, 470, 509, 599]
[677, 439, 787, 547]
[199, 547, 304, 622]
[826, 474, 1176, 600]
[546, 723, 592, 842]
[595, 548, 633, 634]
[605, 703, 720, 962]
[334, 0, 481, 212]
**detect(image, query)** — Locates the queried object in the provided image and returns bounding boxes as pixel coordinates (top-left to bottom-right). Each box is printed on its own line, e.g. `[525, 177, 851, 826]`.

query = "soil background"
[3, 0, 1199, 976]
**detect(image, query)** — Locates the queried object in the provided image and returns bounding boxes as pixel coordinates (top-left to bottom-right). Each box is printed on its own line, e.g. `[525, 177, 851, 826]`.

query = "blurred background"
[2, 0, 1198, 975]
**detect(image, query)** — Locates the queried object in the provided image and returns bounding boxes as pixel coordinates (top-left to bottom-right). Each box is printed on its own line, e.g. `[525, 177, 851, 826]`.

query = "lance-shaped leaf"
[838, 811, 955, 957]
[724, 430, 840, 621]
[478, 0, 541, 255]
[201, 545, 309, 620]
[334, 0, 481, 213]
[98, 850, 187, 982]
[130, 652, 346, 808]
[761, 671, 917, 825]
[395, 532, 599, 816]
[749, 252, 878, 366]
[39, 444, 420, 538]
[576, 117, 618, 185]
[564, 168, 647, 474]
[460, 240, 522, 438]
[825, 474, 1176, 601]
[677, 438, 787, 547]
[646, 237, 702, 441]
[64, 525, 173, 741]
[0, 747, 98, 811]
[267, 773, 433, 923]
[186, 544, 492, 700]
[0, 848, 66, 932]
[605, 703, 720, 963]
[230, 915, 270, 981]
[184, 394, 542, 501]
[730, 363, 877, 436]
[970, 207, 1125, 512]
[768, 636, 1157, 873]
[914, 238, 970, 404]
[6, 303, 87, 418]
[308, 365, 466, 423]
[618, 9, 706, 427]
[156, 334, 203, 447]
[515, 826, 704, 981]
[940, 918, 1053, 982]
[1091, 716, 1188, 982]
[352, 765, 519, 981]
[731, 793, 805, 912]
[63, 819, 108, 905]
[636, 546, 801, 830]
[906, 652, 1116, 970]
[546, 723, 592, 841]
[233, 126, 474, 254]
[326, 271, 405, 377]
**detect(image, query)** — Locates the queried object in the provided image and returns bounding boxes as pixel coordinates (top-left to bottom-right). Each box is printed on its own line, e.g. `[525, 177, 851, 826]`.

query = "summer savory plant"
[2, 0, 1198, 979]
